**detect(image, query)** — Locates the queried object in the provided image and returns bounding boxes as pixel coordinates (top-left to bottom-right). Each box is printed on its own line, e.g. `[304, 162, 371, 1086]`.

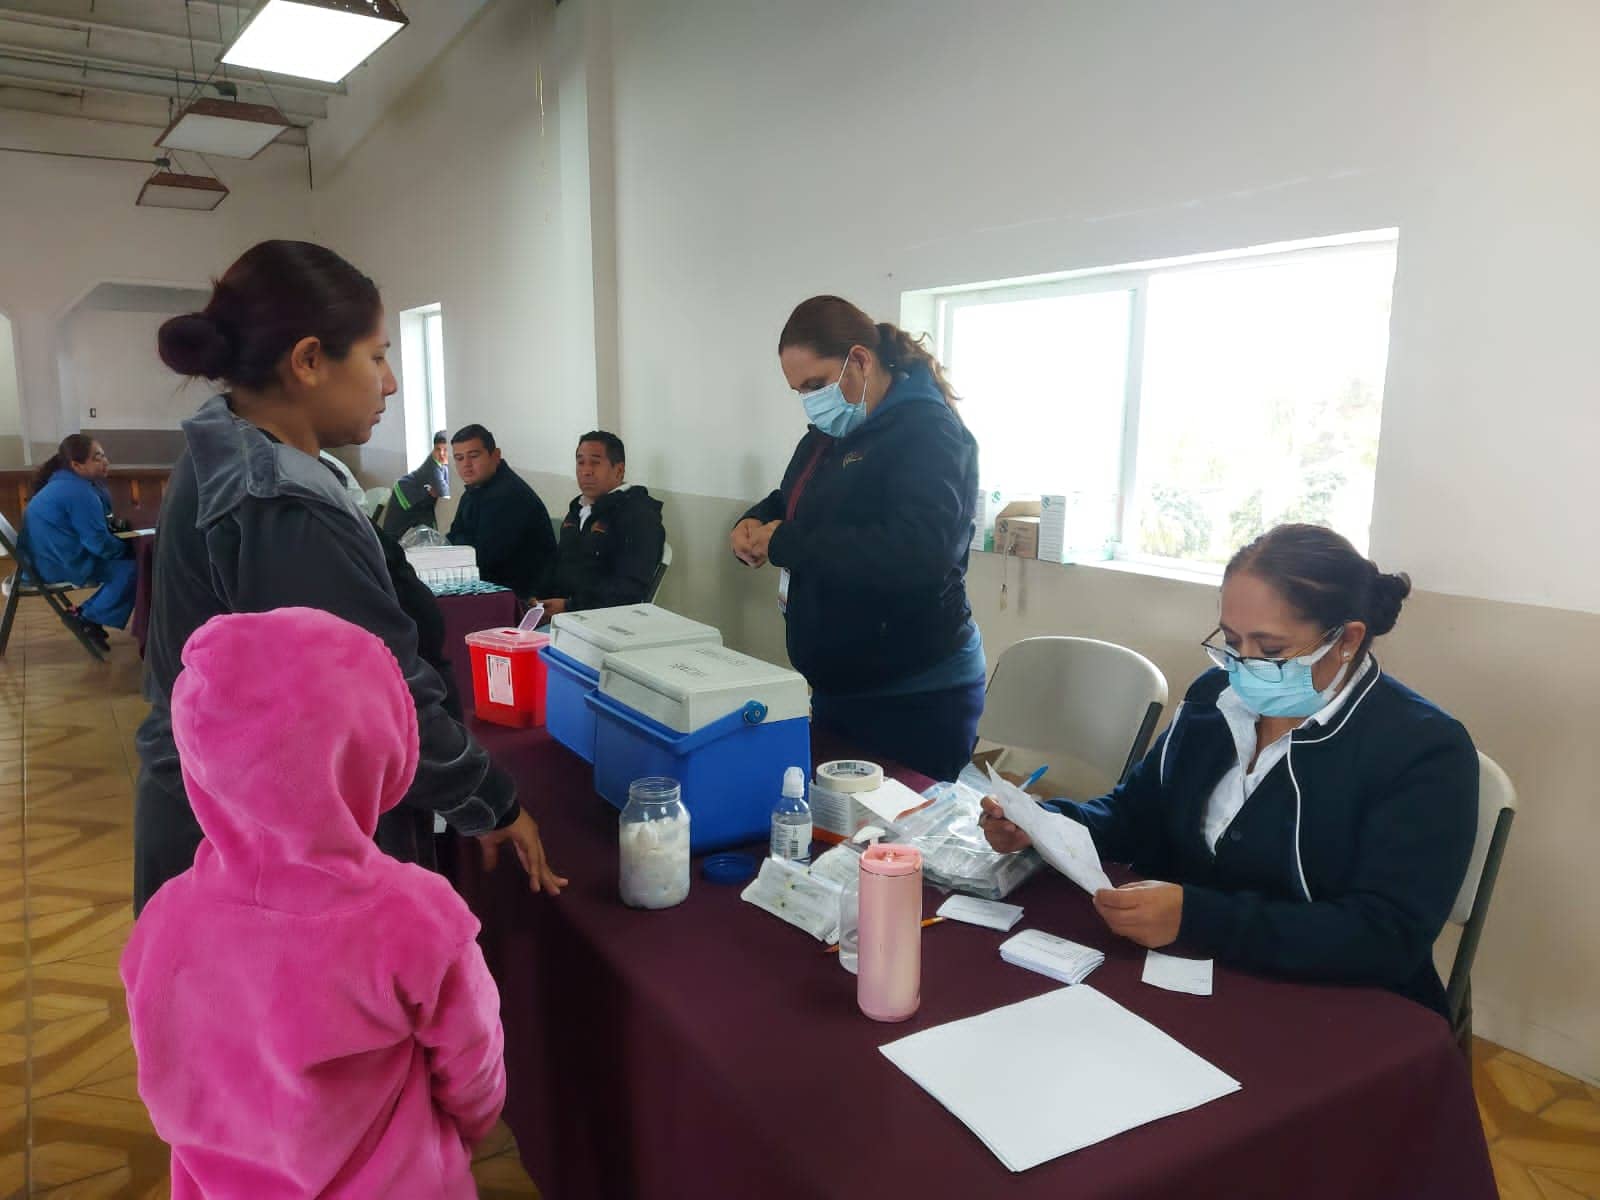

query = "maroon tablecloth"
[436, 590, 520, 709]
[455, 722, 1495, 1200]
[129, 533, 156, 655]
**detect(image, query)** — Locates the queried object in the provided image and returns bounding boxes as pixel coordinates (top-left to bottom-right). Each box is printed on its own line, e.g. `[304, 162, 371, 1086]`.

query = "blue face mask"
[1224, 630, 1351, 718]
[800, 354, 868, 439]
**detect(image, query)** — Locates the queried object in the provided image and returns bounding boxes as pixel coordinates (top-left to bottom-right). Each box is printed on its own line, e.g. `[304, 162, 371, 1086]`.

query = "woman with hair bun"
[135, 240, 564, 913]
[731, 295, 984, 782]
[981, 523, 1477, 1019]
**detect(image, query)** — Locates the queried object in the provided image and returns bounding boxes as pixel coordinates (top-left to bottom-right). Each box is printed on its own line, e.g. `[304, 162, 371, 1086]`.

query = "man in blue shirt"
[20, 435, 135, 647]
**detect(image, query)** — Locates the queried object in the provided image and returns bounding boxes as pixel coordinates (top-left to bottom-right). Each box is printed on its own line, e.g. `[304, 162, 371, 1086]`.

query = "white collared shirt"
[1202, 656, 1375, 853]
[579, 482, 631, 530]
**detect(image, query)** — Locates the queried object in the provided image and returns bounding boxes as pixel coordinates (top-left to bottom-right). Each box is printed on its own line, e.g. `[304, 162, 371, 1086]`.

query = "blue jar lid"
[702, 852, 759, 885]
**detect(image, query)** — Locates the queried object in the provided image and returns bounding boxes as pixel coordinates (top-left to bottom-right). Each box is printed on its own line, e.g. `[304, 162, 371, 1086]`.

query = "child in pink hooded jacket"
[121, 607, 507, 1198]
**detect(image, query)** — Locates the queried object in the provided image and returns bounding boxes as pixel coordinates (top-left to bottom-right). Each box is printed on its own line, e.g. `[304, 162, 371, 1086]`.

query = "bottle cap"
[782, 766, 805, 799]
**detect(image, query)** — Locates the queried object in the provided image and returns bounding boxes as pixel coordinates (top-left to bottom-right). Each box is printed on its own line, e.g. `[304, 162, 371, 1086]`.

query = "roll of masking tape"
[816, 760, 884, 794]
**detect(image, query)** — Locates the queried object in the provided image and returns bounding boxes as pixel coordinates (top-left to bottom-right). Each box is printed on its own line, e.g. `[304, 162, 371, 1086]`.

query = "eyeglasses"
[1201, 625, 1344, 682]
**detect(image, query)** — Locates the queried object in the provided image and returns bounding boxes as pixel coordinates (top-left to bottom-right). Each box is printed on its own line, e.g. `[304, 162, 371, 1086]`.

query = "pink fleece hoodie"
[121, 607, 506, 1198]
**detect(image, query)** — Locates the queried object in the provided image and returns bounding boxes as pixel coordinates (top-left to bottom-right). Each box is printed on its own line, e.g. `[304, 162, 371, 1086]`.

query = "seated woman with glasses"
[980, 523, 1477, 1017]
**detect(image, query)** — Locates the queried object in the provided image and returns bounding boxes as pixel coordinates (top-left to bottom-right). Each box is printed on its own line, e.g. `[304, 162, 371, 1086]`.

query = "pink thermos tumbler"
[857, 843, 922, 1022]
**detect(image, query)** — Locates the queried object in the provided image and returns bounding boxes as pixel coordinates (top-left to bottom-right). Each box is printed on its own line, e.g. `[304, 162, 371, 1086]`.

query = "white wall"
[312, 0, 601, 490]
[606, 0, 1600, 617]
[0, 111, 316, 455]
[308, 0, 1599, 1080]
[60, 309, 207, 433]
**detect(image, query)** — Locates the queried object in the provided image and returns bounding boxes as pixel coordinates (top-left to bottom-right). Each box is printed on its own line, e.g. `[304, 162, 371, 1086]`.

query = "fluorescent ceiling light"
[158, 98, 291, 159]
[221, 0, 409, 85]
[137, 171, 230, 212]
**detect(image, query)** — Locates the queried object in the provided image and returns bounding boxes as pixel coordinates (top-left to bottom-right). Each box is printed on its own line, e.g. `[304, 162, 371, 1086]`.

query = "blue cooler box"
[540, 645, 601, 762]
[589, 644, 812, 852]
[542, 604, 723, 764]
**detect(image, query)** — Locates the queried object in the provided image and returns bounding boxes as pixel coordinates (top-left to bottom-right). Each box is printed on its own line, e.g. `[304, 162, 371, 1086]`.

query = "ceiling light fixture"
[157, 95, 292, 159]
[137, 158, 230, 211]
[220, 0, 409, 85]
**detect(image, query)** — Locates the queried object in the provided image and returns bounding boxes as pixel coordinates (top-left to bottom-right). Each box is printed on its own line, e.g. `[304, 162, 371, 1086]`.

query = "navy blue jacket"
[1056, 665, 1477, 1018]
[447, 462, 556, 598]
[742, 366, 979, 695]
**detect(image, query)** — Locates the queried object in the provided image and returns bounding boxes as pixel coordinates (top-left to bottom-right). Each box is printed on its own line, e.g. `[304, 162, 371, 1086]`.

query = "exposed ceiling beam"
[0, 36, 337, 108]
[0, 7, 345, 97]
[0, 1, 243, 50]
[0, 80, 308, 144]
[0, 51, 325, 121]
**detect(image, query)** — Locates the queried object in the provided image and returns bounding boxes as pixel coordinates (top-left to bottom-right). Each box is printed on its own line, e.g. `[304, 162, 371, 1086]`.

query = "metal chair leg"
[0, 577, 19, 655]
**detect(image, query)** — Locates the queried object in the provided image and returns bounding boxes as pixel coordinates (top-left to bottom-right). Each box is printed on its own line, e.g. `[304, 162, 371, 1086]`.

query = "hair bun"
[1367, 570, 1412, 637]
[158, 312, 233, 380]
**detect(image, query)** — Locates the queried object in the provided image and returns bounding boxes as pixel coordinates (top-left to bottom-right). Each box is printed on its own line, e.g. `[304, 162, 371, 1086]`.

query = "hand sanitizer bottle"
[770, 766, 812, 866]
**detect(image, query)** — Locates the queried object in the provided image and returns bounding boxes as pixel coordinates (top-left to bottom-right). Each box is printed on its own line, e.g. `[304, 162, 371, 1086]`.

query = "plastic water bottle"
[770, 766, 812, 865]
[837, 867, 861, 975]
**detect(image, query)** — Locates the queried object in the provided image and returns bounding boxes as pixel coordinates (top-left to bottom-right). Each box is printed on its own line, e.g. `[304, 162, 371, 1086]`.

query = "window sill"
[1087, 557, 1223, 588]
[975, 549, 1222, 589]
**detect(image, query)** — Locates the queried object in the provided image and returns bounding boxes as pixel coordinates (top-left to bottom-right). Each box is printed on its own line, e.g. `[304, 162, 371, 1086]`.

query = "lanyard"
[785, 437, 831, 523]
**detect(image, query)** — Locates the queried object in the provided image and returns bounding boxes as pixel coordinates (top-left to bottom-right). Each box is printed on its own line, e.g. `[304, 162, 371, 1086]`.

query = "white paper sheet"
[1142, 951, 1214, 996]
[855, 777, 930, 826]
[986, 765, 1112, 894]
[879, 986, 1241, 1172]
[937, 895, 1025, 932]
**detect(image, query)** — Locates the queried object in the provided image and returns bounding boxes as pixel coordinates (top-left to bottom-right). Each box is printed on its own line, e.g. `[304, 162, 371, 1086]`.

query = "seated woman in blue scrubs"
[981, 523, 1477, 1018]
[19, 435, 135, 648]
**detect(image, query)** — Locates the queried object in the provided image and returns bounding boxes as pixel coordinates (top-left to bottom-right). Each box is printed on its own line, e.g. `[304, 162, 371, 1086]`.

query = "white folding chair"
[646, 542, 673, 603]
[978, 636, 1167, 798]
[1444, 752, 1517, 1052]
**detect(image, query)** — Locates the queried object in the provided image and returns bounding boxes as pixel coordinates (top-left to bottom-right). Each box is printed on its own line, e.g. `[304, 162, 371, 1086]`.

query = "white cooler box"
[541, 604, 722, 763]
[588, 644, 811, 852]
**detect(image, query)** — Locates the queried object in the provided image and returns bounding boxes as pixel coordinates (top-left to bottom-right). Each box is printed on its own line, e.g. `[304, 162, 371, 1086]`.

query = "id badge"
[778, 568, 791, 615]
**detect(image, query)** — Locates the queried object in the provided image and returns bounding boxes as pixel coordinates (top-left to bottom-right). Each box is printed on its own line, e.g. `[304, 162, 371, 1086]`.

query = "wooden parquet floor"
[0, 570, 1594, 1197]
[0, 575, 538, 1198]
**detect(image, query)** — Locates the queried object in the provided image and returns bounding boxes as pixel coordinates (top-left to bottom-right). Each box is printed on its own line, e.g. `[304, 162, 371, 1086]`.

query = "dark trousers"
[812, 678, 986, 783]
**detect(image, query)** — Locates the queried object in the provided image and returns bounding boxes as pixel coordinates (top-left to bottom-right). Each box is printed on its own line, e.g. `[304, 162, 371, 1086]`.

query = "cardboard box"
[994, 500, 1041, 559]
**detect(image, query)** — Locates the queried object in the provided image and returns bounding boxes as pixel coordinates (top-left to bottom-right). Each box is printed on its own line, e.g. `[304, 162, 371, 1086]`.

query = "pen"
[1021, 764, 1049, 791]
[826, 916, 946, 952]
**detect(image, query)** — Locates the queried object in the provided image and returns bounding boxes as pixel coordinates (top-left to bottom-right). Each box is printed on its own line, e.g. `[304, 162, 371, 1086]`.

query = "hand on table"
[978, 796, 1033, 854]
[730, 518, 770, 567]
[1093, 880, 1182, 948]
[478, 809, 568, 895]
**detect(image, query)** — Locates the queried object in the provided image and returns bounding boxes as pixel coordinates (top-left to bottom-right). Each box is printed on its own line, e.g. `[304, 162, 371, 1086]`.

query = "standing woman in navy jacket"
[982, 524, 1477, 1018]
[732, 296, 985, 781]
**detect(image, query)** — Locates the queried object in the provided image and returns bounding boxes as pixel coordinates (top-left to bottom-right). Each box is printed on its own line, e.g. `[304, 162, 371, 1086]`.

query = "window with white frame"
[399, 302, 449, 469]
[927, 232, 1398, 569]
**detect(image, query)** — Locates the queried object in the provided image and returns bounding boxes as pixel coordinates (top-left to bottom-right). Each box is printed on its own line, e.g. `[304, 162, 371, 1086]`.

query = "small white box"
[1038, 493, 1118, 564]
[550, 603, 722, 673]
[599, 643, 810, 735]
